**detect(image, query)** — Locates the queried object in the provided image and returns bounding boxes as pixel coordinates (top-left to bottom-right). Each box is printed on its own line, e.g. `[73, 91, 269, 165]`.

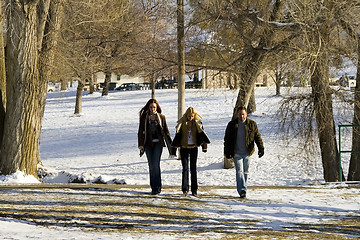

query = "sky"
[0, 86, 359, 239]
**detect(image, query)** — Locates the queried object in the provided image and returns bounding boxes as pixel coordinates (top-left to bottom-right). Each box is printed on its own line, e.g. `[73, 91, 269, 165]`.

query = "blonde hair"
[183, 107, 202, 121]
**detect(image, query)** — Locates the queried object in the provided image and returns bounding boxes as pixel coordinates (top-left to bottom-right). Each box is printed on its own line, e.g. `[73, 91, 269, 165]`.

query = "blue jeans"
[233, 154, 250, 195]
[145, 142, 163, 193]
[180, 147, 198, 194]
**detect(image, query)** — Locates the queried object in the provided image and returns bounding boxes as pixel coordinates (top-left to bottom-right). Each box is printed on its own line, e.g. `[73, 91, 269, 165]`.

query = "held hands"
[258, 149, 264, 158]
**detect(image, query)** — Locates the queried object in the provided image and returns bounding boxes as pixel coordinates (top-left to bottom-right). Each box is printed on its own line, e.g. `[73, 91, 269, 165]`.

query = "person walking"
[172, 107, 210, 197]
[224, 106, 264, 198]
[138, 99, 175, 195]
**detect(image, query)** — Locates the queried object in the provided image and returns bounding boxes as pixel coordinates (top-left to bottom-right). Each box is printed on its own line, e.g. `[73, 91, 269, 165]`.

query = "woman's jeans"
[180, 147, 198, 194]
[145, 142, 163, 194]
[233, 154, 250, 195]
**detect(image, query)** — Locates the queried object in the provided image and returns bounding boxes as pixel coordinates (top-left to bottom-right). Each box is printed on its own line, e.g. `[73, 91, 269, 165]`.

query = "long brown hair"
[139, 99, 162, 117]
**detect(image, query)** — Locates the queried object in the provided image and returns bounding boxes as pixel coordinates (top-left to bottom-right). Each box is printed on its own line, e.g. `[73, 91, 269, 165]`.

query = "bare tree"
[0, 0, 64, 177]
[279, 0, 360, 181]
[189, 0, 291, 117]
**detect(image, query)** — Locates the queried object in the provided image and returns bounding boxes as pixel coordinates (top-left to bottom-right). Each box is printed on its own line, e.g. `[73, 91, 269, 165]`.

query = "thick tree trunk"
[247, 88, 256, 114]
[0, 4, 6, 149]
[89, 82, 95, 94]
[348, 35, 360, 181]
[232, 51, 263, 119]
[60, 79, 67, 91]
[308, 3, 339, 182]
[102, 65, 111, 96]
[311, 56, 339, 182]
[0, 0, 53, 176]
[75, 81, 84, 114]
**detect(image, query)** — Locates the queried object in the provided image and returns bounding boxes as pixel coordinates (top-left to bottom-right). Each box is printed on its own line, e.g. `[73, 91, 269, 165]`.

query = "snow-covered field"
[0, 87, 359, 239]
[40, 87, 325, 186]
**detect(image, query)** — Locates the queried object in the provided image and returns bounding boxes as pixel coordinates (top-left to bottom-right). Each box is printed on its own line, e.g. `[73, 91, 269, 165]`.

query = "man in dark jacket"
[224, 106, 264, 198]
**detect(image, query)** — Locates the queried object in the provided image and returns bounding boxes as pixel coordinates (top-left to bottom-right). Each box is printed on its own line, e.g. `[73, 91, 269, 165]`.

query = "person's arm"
[138, 115, 145, 148]
[253, 122, 264, 157]
[224, 122, 233, 159]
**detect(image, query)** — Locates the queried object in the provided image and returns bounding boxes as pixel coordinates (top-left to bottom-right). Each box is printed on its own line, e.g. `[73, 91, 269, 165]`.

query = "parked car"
[155, 79, 178, 89]
[185, 80, 202, 89]
[115, 83, 141, 91]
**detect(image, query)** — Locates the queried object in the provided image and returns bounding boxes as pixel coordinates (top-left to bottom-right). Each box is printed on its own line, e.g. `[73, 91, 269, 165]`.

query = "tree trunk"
[151, 73, 156, 99]
[0, 0, 57, 177]
[348, 35, 360, 181]
[275, 72, 281, 96]
[75, 81, 84, 114]
[311, 53, 339, 182]
[232, 50, 264, 119]
[177, 0, 185, 119]
[60, 78, 67, 91]
[102, 65, 111, 96]
[0, 4, 6, 149]
[247, 88, 256, 114]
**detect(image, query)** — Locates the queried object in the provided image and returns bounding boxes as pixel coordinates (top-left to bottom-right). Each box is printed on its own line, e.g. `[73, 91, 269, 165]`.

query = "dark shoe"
[192, 192, 197, 197]
[240, 190, 246, 198]
[151, 191, 160, 195]
[183, 191, 189, 197]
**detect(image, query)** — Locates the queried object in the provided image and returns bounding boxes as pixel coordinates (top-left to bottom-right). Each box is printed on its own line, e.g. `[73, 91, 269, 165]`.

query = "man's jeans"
[180, 147, 198, 194]
[145, 142, 163, 193]
[233, 154, 250, 195]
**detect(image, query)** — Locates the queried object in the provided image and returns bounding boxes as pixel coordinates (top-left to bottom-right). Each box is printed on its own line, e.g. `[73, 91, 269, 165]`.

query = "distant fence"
[338, 124, 360, 182]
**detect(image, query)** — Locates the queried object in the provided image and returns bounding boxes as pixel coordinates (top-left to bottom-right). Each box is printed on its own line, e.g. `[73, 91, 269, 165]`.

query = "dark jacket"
[138, 112, 175, 155]
[224, 118, 264, 158]
[172, 117, 210, 152]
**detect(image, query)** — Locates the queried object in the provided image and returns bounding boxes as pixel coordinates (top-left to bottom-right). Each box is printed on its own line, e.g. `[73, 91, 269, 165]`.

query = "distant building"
[94, 72, 145, 86]
[201, 69, 275, 88]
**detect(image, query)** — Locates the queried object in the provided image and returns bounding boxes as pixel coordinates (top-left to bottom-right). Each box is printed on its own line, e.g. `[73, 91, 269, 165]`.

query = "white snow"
[0, 86, 359, 239]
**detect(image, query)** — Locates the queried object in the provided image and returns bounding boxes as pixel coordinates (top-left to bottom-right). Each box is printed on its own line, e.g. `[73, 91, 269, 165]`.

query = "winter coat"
[138, 112, 176, 155]
[172, 117, 210, 152]
[224, 118, 264, 158]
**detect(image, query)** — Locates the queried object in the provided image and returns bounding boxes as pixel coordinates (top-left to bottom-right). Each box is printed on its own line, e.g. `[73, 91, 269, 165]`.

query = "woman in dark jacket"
[172, 107, 210, 196]
[138, 99, 174, 195]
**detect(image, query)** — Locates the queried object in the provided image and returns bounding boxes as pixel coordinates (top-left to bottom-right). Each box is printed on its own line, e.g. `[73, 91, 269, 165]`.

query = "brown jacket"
[224, 118, 264, 158]
[138, 112, 175, 155]
[171, 117, 210, 151]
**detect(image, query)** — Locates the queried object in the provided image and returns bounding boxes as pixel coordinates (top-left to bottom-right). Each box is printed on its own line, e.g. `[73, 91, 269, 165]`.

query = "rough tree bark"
[102, 63, 111, 96]
[232, 50, 263, 119]
[0, 4, 6, 149]
[310, 23, 339, 181]
[75, 80, 85, 114]
[0, 0, 63, 177]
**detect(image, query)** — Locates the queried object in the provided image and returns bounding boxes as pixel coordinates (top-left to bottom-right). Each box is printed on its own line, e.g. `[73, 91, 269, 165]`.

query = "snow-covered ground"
[0, 87, 359, 239]
[40, 87, 326, 186]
